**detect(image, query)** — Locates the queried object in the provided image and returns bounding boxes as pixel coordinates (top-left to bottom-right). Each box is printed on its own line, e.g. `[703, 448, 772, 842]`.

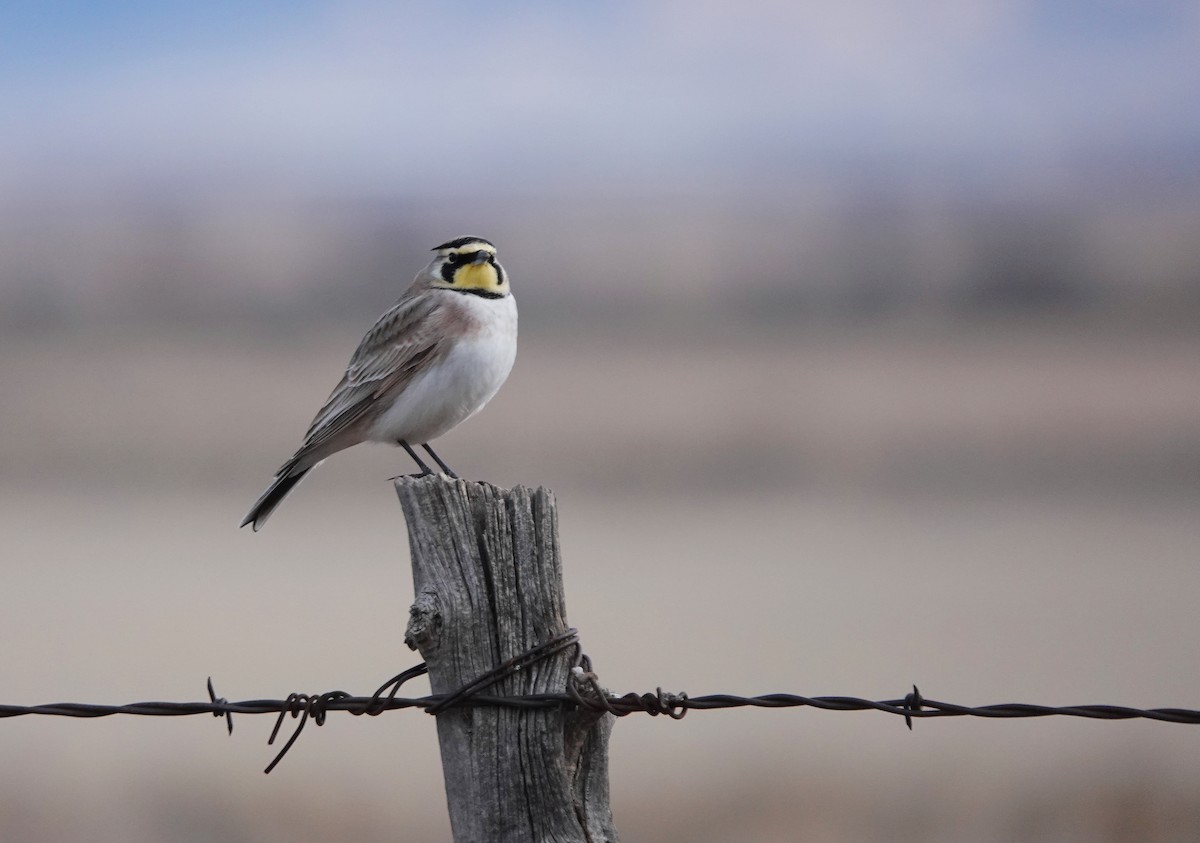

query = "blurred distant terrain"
[2, 183, 1198, 331]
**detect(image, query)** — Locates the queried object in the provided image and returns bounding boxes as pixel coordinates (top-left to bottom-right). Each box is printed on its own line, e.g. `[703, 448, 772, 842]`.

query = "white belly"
[367, 295, 517, 445]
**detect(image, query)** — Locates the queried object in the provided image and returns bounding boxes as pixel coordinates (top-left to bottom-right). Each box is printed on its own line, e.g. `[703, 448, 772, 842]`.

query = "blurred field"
[1, 320, 1198, 842]
[4, 317, 1198, 494]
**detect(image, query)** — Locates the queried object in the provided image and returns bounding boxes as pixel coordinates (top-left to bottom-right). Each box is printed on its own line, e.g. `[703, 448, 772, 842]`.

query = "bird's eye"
[445, 253, 461, 265]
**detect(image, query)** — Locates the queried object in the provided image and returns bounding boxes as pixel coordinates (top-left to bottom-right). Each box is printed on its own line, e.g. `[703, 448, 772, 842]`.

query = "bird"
[241, 235, 517, 531]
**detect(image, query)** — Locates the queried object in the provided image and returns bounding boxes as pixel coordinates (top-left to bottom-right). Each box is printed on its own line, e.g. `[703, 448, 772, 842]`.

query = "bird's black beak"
[471, 250, 492, 265]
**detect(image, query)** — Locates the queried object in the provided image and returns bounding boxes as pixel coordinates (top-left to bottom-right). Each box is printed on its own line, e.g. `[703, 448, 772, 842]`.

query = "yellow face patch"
[450, 262, 503, 293]
[432, 258, 507, 297]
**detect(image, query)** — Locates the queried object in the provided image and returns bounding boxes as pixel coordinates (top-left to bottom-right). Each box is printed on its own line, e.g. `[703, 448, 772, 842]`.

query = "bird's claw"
[388, 470, 433, 482]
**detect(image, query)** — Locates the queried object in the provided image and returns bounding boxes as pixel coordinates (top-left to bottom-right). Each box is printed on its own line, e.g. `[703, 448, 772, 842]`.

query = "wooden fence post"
[394, 476, 619, 843]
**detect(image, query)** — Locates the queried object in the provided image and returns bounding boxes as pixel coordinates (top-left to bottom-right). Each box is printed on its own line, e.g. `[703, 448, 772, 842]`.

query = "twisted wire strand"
[4, 632, 1199, 773]
[8, 694, 1197, 722]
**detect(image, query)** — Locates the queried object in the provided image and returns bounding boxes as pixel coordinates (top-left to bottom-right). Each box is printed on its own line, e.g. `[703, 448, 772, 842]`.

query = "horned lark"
[241, 236, 517, 531]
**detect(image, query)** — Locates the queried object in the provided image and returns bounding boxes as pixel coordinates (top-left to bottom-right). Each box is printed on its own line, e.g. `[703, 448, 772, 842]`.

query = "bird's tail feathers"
[240, 464, 316, 531]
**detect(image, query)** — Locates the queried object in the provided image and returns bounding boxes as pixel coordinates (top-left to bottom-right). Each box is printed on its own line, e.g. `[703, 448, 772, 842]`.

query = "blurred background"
[2, 1, 1199, 840]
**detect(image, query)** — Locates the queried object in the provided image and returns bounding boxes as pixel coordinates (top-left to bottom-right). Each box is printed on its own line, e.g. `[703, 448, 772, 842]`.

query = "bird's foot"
[388, 470, 433, 482]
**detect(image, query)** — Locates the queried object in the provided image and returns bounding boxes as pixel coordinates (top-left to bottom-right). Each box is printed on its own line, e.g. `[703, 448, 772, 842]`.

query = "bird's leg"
[396, 440, 434, 477]
[422, 444, 460, 479]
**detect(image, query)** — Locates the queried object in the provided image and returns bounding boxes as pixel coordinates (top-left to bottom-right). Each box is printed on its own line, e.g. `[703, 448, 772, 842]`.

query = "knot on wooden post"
[404, 590, 441, 653]
[394, 475, 619, 843]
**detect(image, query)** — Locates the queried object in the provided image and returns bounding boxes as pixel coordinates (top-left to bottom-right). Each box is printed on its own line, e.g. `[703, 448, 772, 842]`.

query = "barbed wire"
[3, 628, 1198, 773]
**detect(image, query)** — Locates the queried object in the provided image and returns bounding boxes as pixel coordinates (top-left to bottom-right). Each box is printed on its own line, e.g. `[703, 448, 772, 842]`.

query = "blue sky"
[2, 0, 1198, 199]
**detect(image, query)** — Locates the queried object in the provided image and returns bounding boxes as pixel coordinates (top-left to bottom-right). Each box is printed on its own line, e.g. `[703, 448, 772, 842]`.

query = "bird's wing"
[283, 292, 451, 470]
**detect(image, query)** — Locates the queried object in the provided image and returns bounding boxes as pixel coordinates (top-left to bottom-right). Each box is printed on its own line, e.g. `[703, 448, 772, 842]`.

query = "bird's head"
[425, 236, 508, 298]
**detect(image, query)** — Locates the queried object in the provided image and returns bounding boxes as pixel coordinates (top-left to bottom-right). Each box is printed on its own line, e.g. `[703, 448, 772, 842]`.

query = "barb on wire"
[905, 685, 923, 730]
[569, 663, 689, 720]
[4, 632, 1200, 774]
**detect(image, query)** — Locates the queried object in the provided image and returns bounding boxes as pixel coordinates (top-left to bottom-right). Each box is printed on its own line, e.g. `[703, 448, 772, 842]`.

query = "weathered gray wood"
[395, 476, 618, 843]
